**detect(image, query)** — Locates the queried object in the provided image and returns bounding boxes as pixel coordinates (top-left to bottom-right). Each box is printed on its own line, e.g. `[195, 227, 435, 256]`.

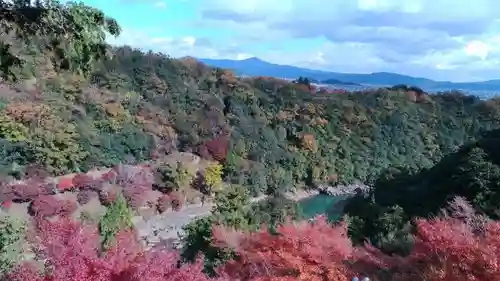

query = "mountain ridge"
[198, 57, 500, 93]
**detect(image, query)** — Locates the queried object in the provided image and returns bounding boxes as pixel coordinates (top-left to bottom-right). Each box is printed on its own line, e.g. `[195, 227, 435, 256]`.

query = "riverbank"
[133, 191, 319, 249]
[133, 185, 366, 249]
[285, 189, 320, 201]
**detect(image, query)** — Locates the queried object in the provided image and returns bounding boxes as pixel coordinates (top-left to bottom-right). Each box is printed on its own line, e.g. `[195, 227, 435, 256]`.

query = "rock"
[318, 182, 371, 196]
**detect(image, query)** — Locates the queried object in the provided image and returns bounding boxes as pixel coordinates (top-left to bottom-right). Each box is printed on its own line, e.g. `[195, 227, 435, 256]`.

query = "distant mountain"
[198, 57, 500, 94]
[321, 78, 362, 87]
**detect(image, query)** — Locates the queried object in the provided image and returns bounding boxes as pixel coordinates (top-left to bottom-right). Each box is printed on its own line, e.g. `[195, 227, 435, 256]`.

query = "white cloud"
[107, 0, 500, 81]
[107, 28, 254, 60]
[464, 40, 491, 60]
[195, 0, 500, 81]
[153, 1, 166, 8]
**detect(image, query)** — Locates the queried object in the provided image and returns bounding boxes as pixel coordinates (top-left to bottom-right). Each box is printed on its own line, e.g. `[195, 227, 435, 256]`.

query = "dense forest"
[3, 28, 500, 192]
[2, 1, 500, 281]
[344, 127, 500, 255]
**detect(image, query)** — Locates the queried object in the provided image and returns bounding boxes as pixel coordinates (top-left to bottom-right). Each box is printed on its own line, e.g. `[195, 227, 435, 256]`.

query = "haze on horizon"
[85, 0, 500, 82]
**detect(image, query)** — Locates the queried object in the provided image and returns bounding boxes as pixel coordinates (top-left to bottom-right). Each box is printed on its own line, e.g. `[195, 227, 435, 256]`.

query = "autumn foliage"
[213, 216, 354, 281]
[0, 180, 53, 202]
[211, 213, 500, 281]
[389, 218, 500, 281]
[199, 134, 230, 162]
[29, 195, 78, 218]
[7, 218, 225, 281]
[4, 210, 500, 281]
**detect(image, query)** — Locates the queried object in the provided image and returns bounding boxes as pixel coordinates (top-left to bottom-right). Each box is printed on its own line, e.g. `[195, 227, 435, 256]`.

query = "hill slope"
[2, 47, 500, 198]
[344, 125, 500, 252]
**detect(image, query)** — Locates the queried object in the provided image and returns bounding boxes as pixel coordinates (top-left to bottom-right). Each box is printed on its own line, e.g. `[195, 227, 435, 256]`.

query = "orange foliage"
[135, 107, 177, 151]
[4, 102, 52, 125]
[213, 216, 354, 281]
[3, 102, 71, 132]
[103, 102, 125, 117]
[220, 69, 238, 84]
[300, 133, 317, 152]
[294, 83, 317, 93]
[212, 207, 500, 281]
[390, 218, 500, 281]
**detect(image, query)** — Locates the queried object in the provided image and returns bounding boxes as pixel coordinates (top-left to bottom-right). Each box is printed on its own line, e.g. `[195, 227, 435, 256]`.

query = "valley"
[1, 1, 500, 281]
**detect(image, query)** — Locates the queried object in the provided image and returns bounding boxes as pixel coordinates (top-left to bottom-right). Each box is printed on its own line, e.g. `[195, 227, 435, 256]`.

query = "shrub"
[114, 164, 154, 210]
[1, 181, 52, 202]
[153, 162, 192, 192]
[389, 218, 500, 281]
[114, 164, 154, 188]
[156, 194, 171, 213]
[122, 184, 150, 210]
[23, 165, 49, 180]
[77, 189, 99, 205]
[204, 135, 229, 162]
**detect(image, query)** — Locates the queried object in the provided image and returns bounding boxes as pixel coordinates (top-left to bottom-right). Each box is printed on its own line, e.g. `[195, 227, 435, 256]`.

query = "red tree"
[29, 195, 78, 218]
[7, 218, 226, 281]
[212, 216, 355, 281]
[72, 173, 102, 191]
[390, 218, 500, 281]
[0, 180, 52, 202]
[200, 134, 229, 162]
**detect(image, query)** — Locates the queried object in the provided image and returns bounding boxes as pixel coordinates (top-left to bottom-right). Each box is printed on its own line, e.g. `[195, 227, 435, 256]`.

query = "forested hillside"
[3, 1, 500, 281]
[3, 40, 500, 195]
[345, 127, 500, 255]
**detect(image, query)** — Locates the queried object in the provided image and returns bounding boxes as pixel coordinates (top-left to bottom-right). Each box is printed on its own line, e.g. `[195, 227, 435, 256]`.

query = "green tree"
[181, 185, 256, 275]
[0, 215, 26, 275]
[0, 0, 121, 80]
[98, 193, 133, 249]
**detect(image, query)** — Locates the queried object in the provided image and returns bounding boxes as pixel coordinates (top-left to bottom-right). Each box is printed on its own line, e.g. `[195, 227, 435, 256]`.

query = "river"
[297, 194, 349, 221]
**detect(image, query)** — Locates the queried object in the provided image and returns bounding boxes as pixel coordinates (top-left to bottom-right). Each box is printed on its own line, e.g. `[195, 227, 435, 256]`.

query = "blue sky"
[83, 0, 500, 82]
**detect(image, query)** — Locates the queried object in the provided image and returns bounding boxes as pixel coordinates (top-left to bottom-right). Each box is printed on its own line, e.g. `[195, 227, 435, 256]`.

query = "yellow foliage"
[0, 114, 30, 141]
[304, 102, 316, 114]
[204, 162, 223, 191]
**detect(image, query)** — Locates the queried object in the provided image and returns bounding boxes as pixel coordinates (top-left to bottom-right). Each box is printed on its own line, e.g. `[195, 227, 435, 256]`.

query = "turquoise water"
[297, 194, 348, 221]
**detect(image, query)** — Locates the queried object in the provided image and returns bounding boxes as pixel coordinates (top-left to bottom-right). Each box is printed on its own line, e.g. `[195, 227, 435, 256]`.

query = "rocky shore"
[317, 181, 371, 196]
